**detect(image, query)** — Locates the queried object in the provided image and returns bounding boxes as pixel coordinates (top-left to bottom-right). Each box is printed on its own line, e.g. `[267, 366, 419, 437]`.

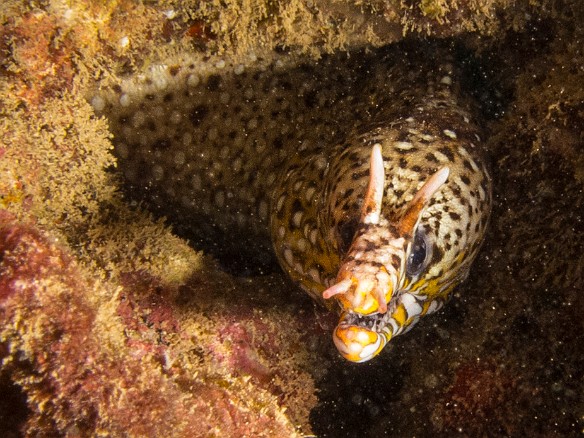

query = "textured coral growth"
[6, 11, 76, 105]
[0, 217, 312, 436]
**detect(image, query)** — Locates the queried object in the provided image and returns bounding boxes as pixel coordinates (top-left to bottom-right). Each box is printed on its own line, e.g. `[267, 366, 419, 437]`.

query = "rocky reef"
[0, 0, 582, 436]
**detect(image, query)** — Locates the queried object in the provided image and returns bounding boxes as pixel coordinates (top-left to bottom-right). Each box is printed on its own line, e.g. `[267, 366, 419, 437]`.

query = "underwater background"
[0, 0, 582, 436]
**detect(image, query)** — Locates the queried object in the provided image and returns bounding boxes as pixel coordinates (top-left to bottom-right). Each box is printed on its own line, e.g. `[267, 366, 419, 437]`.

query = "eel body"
[92, 43, 492, 362]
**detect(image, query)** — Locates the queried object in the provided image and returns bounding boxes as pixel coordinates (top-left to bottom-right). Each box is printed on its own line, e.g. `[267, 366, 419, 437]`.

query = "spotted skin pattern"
[93, 43, 492, 362]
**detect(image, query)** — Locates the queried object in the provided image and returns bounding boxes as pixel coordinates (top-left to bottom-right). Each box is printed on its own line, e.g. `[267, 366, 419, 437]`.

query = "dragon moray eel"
[92, 42, 492, 362]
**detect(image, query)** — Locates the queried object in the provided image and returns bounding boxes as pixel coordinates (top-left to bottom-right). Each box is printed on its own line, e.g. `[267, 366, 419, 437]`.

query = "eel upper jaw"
[323, 228, 406, 315]
[322, 143, 404, 315]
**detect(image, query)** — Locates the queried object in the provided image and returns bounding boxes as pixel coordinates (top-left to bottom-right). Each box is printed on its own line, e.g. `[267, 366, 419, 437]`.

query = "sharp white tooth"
[381, 326, 393, 336]
[388, 318, 399, 334]
[402, 316, 420, 333]
[401, 293, 423, 318]
[359, 335, 381, 360]
[427, 300, 439, 315]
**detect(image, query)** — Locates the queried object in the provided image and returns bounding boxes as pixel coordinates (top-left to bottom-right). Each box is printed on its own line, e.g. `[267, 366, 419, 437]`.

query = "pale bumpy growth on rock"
[94, 42, 492, 362]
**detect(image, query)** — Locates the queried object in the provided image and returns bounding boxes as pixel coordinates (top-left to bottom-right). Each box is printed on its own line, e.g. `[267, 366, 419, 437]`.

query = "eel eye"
[338, 218, 358, 254]
[407, 229, 430, 276]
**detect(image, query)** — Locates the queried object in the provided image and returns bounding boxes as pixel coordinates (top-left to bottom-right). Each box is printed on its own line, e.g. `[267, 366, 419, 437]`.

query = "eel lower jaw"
[332, 310, 394, 362]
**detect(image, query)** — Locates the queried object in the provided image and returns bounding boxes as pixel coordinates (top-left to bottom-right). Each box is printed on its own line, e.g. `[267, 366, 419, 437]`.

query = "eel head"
[323, 144, 449, 362]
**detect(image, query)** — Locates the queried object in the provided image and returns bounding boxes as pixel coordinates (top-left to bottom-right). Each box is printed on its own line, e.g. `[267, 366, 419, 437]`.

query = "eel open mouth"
[333, 312, 392, 362]
[341, 302, 397, 333]
[332, 290, 432, 362]
[332, 304, 396, 362]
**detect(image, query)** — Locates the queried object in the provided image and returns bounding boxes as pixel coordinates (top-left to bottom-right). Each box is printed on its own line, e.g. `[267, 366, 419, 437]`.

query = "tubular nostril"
[322, 278, 353, 299]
